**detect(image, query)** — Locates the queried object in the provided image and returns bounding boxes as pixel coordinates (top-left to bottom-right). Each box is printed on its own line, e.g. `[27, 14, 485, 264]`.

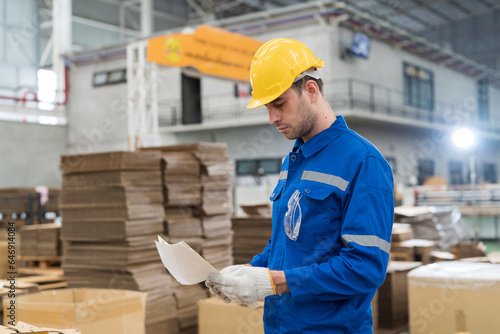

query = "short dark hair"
[291, 76, 324, 96]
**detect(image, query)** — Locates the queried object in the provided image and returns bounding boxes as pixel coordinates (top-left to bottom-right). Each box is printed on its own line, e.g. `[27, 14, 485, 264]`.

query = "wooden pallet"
[18, 267, 63, 276]
[18, 256, 62, 269]
[17, 272, 66, 291]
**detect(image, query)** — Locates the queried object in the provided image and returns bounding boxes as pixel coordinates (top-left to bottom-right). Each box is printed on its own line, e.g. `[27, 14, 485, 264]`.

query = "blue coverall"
[249, 116, 394, 333]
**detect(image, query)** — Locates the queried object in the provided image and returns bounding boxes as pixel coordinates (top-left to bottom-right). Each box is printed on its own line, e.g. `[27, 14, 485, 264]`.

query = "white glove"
[206, 265, 246, 303]
[206, 266, 276, 305]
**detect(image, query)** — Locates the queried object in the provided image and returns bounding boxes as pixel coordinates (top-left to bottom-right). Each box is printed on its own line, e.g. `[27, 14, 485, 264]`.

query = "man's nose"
[268, 107, 281, 125]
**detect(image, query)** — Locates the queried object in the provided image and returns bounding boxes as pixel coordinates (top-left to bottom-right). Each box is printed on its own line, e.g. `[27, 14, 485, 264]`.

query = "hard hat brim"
[247, 92, 282, 109]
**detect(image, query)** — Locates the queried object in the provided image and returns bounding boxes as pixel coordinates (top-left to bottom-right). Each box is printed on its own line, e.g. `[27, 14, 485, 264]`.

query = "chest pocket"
[269, 181, 285, 202]
[284, 183, 341, 249]
[269, 181, 285, 229]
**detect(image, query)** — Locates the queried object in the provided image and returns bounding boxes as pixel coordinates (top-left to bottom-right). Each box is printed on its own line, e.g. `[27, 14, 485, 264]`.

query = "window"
[477, 79, 489, 122]
[234, 82, 252, 98]
[385, 157, 397, 173]
[236, 160, 258, 176]
[37, 69, 57, 110]
[181, 73, 202, 124]
[483, 163, 497, 184]
[93, 69, 126, 87]
[417, 159, 434, 185]
[449, 161, 463, 185]
[403, 63, 434, 111]
[236, 158, 282, 176]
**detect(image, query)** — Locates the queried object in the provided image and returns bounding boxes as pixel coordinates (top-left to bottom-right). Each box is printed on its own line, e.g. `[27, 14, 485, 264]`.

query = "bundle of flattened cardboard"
[59, 151, 178, 334]
[232, 204, 272, 264]
[143, 143, 234, 334]
[19, 223, 61, 258]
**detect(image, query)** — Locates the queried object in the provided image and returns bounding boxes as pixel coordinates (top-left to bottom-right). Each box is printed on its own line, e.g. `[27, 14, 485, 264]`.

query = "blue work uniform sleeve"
[248, 239, 271, 267]
[284, 155, 394, 301]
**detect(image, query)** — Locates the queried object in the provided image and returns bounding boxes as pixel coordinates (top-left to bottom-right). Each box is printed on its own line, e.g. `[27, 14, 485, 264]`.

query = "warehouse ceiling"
[180, 0, 500, 71]
[38, 0, 500, 72]
[340, 0, 500, 71]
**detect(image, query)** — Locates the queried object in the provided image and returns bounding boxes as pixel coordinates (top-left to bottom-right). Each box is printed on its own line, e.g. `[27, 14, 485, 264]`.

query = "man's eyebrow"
[265, 96, 285, 108]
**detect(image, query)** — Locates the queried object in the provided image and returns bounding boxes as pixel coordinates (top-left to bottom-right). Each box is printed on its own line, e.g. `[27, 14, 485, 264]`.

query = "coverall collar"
[293, 115, 347, 157]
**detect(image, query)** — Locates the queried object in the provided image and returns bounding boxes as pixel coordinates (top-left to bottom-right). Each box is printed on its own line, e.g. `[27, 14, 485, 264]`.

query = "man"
[206, 38, 394, 334]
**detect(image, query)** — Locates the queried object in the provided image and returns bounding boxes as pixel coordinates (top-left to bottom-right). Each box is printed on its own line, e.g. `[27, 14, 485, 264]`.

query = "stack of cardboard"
[174, 284, 208, 334]
[163, 152, 201, 206]
[240, 203, 272, 218]
[162, 152, 203, 256]
[164, 207, 203, 252]
[144, 143, 234, 271]
[391, 223, 413, 242]
[390, 223, 436, 263]
[394, 206, 469, 250]
[196, 144, 234, 271]
[19, 223, 61, 258]
[452, 241, 487, 259]
[232, 216, 272, 264]
[390, 239, 435, 264]
[59, 151, 177, 334]
[143, 143, 235, 334]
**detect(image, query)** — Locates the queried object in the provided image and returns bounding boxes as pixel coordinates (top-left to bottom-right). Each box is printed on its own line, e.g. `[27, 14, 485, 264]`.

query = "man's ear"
[304, 80, 319, 103]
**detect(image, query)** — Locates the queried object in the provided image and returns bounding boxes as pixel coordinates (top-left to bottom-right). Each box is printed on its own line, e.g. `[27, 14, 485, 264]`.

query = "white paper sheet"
[155, 236, 260, 309]
[155, 236, 219, 285]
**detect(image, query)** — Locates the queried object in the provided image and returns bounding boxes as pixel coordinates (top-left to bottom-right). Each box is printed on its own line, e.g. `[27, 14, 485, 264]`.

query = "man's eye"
[276, 102, 285, 108]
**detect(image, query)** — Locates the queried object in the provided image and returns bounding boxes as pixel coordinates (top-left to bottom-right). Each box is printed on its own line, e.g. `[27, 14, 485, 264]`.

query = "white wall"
[67, 57, 129, 154]
[0, 121, 66, 187]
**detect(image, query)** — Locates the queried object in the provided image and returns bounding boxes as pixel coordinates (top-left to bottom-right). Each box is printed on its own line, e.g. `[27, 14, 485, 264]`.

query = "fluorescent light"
[38, 115, 59, 125]
[452, 128, 475, 149]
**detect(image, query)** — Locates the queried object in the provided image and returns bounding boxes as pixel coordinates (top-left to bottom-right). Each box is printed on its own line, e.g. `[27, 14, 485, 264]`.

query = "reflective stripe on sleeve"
[279, 171, 288, 180]
[342, 234, 391, 254]
[301, 171, 349, 191]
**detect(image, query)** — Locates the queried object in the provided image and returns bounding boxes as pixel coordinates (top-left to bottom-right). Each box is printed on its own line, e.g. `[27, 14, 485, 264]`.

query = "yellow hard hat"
[247, 38, 325, 109]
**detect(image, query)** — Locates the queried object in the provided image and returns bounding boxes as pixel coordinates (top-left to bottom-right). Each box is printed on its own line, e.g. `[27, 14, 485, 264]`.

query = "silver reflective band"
[293, 68, 321, 83]
[279, 171, 288, 180]
[301, 171, 349, 191]
[342, 234, 391, 254]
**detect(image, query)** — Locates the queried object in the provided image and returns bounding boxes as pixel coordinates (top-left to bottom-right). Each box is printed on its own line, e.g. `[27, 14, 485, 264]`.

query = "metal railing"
[327, 78, 500, 133]
[158, 78, 500, 134]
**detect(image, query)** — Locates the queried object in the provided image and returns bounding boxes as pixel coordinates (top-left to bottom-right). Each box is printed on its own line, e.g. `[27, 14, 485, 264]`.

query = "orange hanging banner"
[147, 25, 263, 82]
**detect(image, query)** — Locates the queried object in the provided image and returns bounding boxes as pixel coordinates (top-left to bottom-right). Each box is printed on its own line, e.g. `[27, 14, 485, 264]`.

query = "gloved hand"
[206, 266, 276, 305]
[206, 265, 247, 303]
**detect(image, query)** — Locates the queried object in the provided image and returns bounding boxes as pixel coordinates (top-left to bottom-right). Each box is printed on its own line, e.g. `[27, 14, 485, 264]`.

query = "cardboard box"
[408, 261, 500, 334]
[371, 291, 378, 330]
[391, 239, 435, 264]
[3, 288, 147, 334]
[452, 241, 487, 259]
[198, 297, 264, 334]
[377, 261, 422, 329]
[391, 223, 413, 242]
